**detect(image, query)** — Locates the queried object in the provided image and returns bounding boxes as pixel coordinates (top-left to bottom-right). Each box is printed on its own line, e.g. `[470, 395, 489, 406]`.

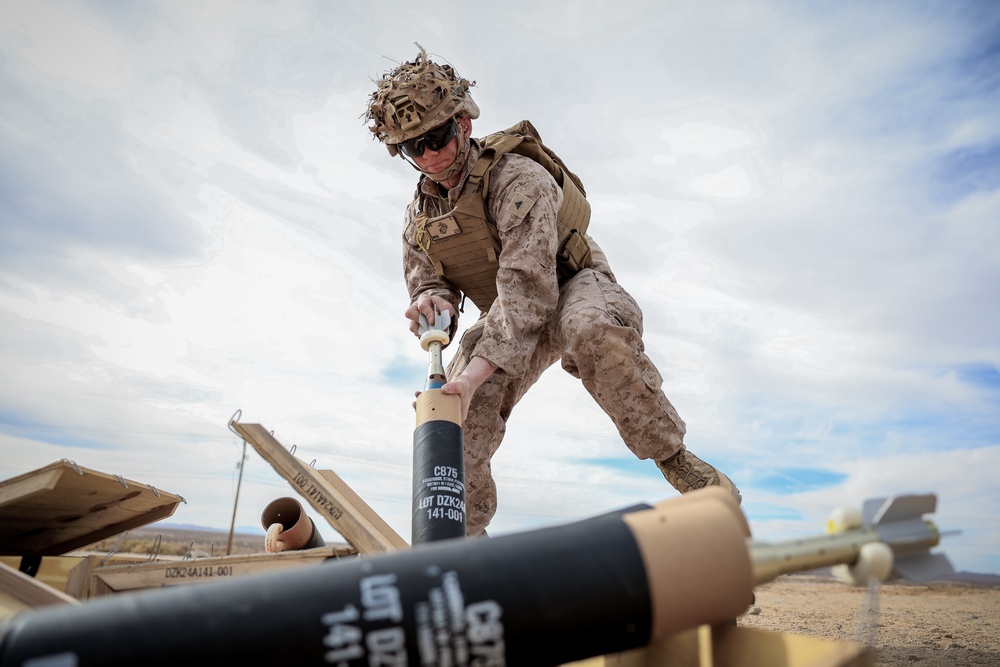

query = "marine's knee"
[561, 306, 620, 344]
[561, 308, 641, 365]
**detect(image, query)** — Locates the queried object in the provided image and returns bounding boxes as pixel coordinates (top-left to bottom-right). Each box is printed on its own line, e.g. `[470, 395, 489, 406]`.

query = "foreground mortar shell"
[0, 488, 752, 667]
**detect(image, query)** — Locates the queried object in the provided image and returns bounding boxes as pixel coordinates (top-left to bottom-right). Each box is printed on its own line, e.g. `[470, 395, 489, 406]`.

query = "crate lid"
[0, 460, 184, 557]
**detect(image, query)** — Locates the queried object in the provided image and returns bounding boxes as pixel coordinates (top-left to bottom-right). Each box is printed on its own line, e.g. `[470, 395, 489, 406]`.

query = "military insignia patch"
[426, 214, 462, 239]
[506, 192, 536, 220]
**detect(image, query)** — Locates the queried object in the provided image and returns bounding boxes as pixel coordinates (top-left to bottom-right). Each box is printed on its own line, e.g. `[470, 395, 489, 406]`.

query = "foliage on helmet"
[364, 44, 480, 151]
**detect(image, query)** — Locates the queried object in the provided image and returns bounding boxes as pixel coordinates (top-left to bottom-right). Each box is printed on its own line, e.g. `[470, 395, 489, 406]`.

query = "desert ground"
[92, 528, 999, 667]
[738, 574, 1000, 666]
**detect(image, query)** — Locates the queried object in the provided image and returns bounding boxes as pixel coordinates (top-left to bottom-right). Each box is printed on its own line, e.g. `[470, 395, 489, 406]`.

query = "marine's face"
[411, 126, 460, 176]
[399, 122, 457, 160]
[407, 116, 471, 188]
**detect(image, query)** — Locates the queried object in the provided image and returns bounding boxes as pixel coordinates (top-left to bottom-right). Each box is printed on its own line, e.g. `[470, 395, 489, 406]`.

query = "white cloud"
[689, 165, 754, 198]
[0, 2, 124, 90]
[661, 121, 754, 160]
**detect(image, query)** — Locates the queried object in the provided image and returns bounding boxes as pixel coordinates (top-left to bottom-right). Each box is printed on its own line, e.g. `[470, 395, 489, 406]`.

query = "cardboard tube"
[624, 486, 755, 636]
[414, 388, 461, 426]
[260, 497, 326, 552]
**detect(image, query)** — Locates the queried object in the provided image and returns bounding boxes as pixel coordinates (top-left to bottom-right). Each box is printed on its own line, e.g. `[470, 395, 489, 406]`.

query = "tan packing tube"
[414, 388, 461, 426]
[261, 497, 326, 553]
[623, 486, 755, 637]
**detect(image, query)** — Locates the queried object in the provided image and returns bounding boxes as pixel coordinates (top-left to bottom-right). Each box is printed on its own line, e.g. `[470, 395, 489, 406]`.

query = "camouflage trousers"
[446, 268, 687, 536]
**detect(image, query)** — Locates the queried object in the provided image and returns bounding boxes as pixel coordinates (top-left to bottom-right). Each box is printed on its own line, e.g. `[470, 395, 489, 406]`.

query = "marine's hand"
[439, 356, 497, 423]
[405, 295, 457, 337]
[412, 356, 495, 423]
[440, 375, 474, 424]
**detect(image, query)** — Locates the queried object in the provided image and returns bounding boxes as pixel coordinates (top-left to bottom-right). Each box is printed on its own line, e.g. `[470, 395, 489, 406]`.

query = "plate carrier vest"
[413, 120, 592, 311]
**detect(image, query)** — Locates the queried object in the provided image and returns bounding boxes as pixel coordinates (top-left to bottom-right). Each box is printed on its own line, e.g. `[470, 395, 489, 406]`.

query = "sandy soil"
[737, 575, 1000, 666]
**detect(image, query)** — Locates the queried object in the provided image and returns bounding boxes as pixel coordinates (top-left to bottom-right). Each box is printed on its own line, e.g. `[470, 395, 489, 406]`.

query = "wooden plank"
[703, 625, 873, 667]
[0, 461, 184, 557]
[0, 555, 85, 596]
[87, 546, 357, 597]
[64, 553, 165, 599]
[229, 422, 408, 554]
[316, 470, 409, 552]
[0, 465, 62, 508]
[0, 560, 78, 620]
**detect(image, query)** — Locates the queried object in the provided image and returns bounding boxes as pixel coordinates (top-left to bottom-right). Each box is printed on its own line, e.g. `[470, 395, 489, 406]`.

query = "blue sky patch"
[584, 457, 846, 494]
[0, 412, 112, 451]
[379, 355, 428, 388]
[754, 468, 847, 494]
[955, 363, 1000, 390]
[586, 456, 665, 478]
[742, 502, 803, 524]
[930, 144, 1000, 203]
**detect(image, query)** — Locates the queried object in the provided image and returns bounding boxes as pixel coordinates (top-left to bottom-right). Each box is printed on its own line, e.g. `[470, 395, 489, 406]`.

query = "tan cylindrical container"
[261, 497, 326, 553]
[624, 486, 755, 636]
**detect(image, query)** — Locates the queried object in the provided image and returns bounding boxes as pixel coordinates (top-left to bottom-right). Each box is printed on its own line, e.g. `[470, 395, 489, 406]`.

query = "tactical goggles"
[398, 122, 457, 159]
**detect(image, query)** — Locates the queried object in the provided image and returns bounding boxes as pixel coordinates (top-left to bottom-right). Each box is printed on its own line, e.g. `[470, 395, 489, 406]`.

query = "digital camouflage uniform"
[403, 141, 689, 535]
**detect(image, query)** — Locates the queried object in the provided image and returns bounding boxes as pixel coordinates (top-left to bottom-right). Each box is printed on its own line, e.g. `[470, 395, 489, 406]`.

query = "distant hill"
[943, 571, 1000, 586]
[87, 523, 266, 558]
[154, 522, 264, 536]
[789, 566, 1000, 587]
[97, 522, 351, 557]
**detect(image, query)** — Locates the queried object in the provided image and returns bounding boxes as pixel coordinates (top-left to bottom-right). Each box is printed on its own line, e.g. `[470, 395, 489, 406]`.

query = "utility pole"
[226, 439, 247, 556]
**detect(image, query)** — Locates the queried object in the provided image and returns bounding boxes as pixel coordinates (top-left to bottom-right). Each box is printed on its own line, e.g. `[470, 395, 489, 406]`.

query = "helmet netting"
[364, 44, 479, 148]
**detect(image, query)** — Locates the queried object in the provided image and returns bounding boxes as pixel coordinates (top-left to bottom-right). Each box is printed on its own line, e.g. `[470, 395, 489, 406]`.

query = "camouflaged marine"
[365, 46, 741, 536]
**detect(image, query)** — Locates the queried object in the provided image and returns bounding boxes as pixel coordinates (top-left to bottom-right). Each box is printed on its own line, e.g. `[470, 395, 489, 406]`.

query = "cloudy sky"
[1, 1, 997, 576]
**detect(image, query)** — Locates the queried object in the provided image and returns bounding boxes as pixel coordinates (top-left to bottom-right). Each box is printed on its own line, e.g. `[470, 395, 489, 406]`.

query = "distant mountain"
[944, 571, 1000, 587]
[149, 522, 264, 536]
[799, 566, 1000, 587]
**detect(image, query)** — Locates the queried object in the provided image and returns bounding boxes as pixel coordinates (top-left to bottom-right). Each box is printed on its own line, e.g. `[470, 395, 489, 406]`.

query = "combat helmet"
[365, 44, 480, 157]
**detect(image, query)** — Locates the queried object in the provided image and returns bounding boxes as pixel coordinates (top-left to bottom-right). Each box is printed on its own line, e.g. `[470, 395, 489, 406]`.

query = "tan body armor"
[413, 121, 593, 311]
